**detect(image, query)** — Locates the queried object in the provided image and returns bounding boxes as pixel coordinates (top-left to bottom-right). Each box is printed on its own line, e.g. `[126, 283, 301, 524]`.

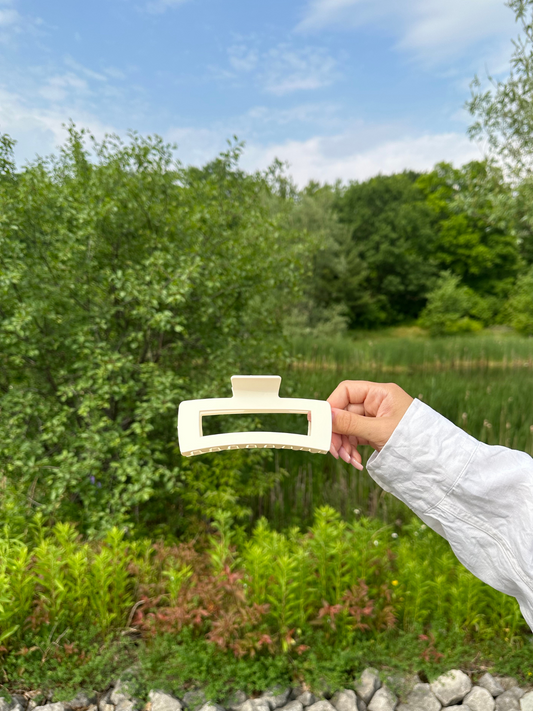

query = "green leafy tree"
[0, 128, 309, 536]
[332, 172, 440, 327]
[467, 0, 533, 264]
[417, 162, 520, 307]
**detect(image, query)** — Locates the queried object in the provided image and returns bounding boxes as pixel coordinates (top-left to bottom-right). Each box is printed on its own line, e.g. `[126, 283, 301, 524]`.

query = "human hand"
[327, 381, 414, 470]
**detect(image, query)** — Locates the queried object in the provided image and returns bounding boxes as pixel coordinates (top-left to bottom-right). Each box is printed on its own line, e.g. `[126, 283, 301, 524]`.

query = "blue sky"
[0, 0, 520, 185]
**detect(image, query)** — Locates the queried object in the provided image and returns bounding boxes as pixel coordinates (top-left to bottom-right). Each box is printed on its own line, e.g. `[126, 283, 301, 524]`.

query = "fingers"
[327, 380, 374, 411]
[332, 406, 384, 444]
[330, 432, 364, 470]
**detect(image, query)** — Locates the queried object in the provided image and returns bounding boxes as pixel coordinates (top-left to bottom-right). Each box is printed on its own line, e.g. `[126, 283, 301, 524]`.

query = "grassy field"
[251, 328, 533, 528]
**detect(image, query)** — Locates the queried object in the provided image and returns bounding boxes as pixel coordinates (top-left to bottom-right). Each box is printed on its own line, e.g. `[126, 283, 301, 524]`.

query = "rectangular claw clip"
[178, 375, 332, 457]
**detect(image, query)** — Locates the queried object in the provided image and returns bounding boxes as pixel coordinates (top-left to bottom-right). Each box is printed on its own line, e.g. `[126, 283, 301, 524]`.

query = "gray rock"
[446, 707, 469, 710]
[498, 680, 520, 693]
[478, 675, 505, 698]
[238, 702, 270, 711]
[356, 701, 366, 711]
[149, 692, 184, 711]
[183, 693, 207, 711]
[116, 700, 137, 711]
[520, 692, 533, 711]
[280, 703, 303, 711]
[431, 670, 472, 707]
[404, 683, 441, 711]
[367, 687, 397, 711]
[0, 701, 10, 711]
[198, 704, 225, 711]
[11, 699, 28, 711]
[111, 682, 134, 706]
[261, 689, 292, 710]
[496, 690, 521, 711]
[464, 687, 495, 711]
[307, 703, 336, 711]
[97, 692, 111, 711]
[68, 694, 96, 710]
[289, 692, 303, 703]
[226, 693, 247, 711]
[297, 695, 317, 709]
[34, 705, 67, 711]
[331, 690, 358, 711]
[356, 669, 382, 705]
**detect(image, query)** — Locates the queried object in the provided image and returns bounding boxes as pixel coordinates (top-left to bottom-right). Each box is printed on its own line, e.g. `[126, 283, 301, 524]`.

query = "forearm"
[367, 399, 533, 630]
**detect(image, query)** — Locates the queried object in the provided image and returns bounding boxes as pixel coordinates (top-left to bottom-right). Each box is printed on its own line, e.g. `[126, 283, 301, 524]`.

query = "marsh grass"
[250, 331, 533, 528]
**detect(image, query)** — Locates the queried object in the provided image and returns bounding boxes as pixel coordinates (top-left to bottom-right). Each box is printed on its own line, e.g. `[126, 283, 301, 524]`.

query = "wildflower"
[89, 475, 95, 485]
[420, 524, 426, 531]
[391, 532, 398, 539]
[484, 420, 492, 429]
[392, 580, 399, 586]
[353, 508, 360, 515]
[373, 540, 379, 546]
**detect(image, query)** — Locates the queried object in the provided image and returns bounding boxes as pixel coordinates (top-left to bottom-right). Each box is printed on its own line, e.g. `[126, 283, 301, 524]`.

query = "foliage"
[0, 128, 309, 536]
[468, 0, 533, 177]
[418, 273, 486, 336]
[501, 265, 533, 334]
[0, 502, 526, 684]
[330, 172, 440, 327]
[417, 162, 520, 301]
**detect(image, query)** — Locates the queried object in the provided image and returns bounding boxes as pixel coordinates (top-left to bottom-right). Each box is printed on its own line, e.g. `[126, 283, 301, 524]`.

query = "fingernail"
[339, 446, 351, 464]
[351, 457, 364, 471]
[329, 444, 339, 459]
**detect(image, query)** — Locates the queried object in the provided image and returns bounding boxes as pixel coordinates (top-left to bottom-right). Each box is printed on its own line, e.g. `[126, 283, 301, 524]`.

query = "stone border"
[2, 668, 532, 711]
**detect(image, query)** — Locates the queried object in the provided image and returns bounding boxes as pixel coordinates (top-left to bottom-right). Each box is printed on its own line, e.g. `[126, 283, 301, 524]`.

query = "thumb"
[332, 407, 387, 447]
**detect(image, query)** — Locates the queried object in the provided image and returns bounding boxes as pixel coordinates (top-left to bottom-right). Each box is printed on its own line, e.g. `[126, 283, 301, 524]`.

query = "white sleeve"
[366, 398, 533, 631]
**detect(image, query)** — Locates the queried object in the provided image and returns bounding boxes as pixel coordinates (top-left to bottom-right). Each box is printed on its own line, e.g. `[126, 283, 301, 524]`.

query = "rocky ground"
[1, 668, 532, 711]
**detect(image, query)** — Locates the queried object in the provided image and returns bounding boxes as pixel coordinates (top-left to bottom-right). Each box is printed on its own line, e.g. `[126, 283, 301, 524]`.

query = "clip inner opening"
[200, 411, 312, 438]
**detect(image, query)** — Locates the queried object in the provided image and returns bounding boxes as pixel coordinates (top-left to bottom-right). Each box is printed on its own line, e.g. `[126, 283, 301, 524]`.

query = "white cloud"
[263, 45, 338, 95]
[228, 45, 258, 73]
[298, 0, 516, 63]
[0, 85, 119, 165]
[0, 7, 18, 26]
[145, 0, 190, 14]
[165, 117, 483, 187]
[224, 42, 340, 95]
[38, 73, 90, 102]
[241, 130, 484, 186]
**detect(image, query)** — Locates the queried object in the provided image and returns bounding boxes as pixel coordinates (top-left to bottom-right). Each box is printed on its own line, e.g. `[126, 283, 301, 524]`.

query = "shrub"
[419, 272, 487, 335]
[501, 266, 533, 335]
[0, 128, 310, 536]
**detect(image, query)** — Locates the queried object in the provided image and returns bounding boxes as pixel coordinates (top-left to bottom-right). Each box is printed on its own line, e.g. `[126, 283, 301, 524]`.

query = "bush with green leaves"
[501, 265, 533, 334]
[0, 505, 527, 692]
[418, 272, 489, 335]
[0, 128, 310, 536]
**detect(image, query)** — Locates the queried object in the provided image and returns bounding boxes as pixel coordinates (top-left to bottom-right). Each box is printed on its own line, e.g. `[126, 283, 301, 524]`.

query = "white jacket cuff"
[367, 398, 480, 513]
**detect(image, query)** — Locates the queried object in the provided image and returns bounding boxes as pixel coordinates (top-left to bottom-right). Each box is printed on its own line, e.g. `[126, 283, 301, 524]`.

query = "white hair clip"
[178, 375, 331, 457]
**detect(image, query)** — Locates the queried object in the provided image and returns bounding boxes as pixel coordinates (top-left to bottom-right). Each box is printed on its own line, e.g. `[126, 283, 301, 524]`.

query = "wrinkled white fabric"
[366, 398, 533, 631]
